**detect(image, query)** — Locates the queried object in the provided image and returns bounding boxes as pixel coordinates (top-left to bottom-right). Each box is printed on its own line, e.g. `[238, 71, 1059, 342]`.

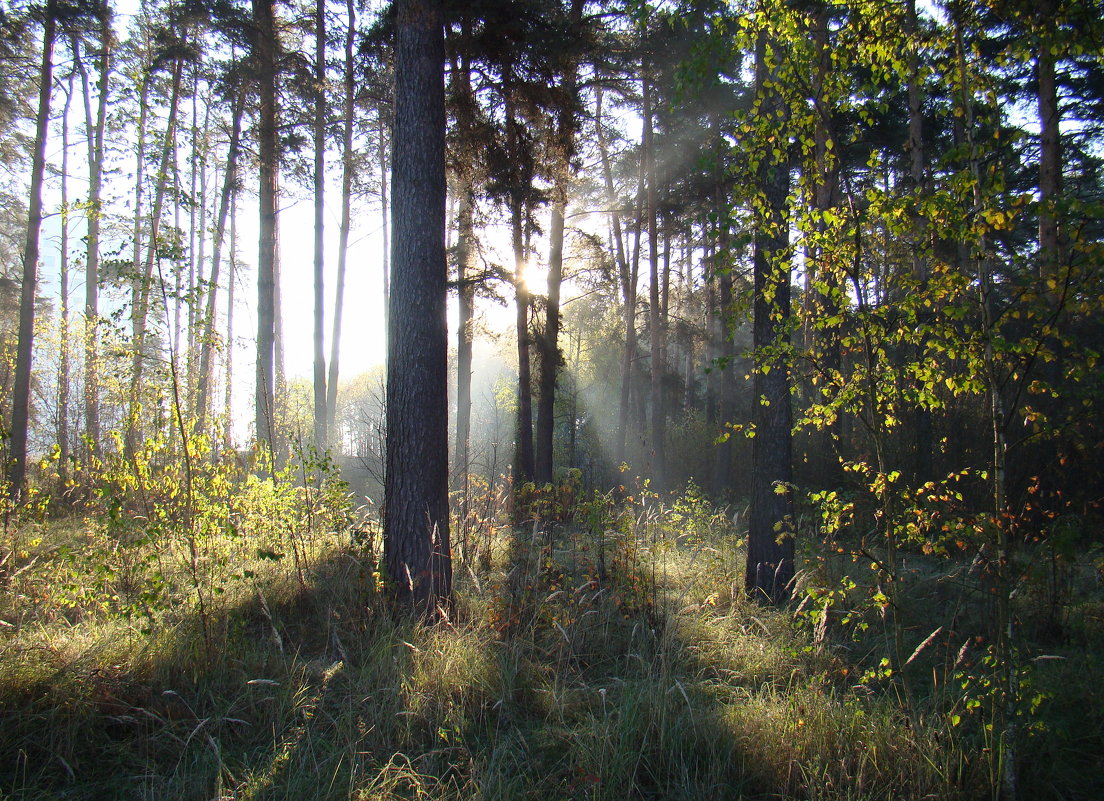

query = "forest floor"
[1, 489, 1102, 800]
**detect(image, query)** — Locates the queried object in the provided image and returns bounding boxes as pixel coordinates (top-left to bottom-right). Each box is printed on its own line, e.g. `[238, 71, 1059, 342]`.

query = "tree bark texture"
[326, 0, 357, 441]
[254, 0, 279, 458]
[8, 1, 56, 499]
[385, 0, 452, 615]
[746, 31, 795, 603]
[195, 89, 243, 428]
[643, 72, 666, 491]
[312, 0, 328, 449]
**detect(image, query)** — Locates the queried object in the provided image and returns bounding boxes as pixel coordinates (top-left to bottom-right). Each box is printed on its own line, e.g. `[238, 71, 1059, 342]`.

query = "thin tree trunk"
[513, 202, 535, 486]
[195, 88, 244, 428]
[312, 0, 327, 449]
[905, 0, 932, 483]
[595, 85, 635, 465]
[955, 12, 1016, 796]
[454, 179, 475, 477]
[188, 80, 211, 398]
[326, 0, 356, 443]
[8, 0, 57, 499]
[254, 0, 279, 459]
[380, 112, 390, 344]
[1036, 6, 1061, 282]
[536, 194, 565, 485]
[129, 54, 184, 453]
[57, 69, 74, 484]
[73, 21, 109, 459]
[534, 0, 581, 486]
[224, 194, 238, 449]
[643, 72, 665, 491]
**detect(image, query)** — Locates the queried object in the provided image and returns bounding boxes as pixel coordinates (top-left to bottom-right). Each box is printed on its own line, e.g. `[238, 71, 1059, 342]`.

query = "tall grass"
[0, 473, 1100, 800]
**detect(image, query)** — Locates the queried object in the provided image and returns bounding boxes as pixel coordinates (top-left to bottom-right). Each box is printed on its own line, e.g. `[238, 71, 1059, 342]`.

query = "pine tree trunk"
[224, 195, 238, 450]
[385, 0, 451, 614]
[595, 85, 634, 466]
[74, 22, 109, 459]
[254, 0, 279, 459]
[380, 112, 390, 343]
[8, 1, 56, 499]
[129, 54, 184, 453]
[643, 72, 665, 491]
[57, 69, 74, 485]
[195, 89, 244, 429]
[905, 0, 932, 483]
[326, 0, 357, 443]
[746, 30, 795, 603]
[1036, 7, 1061, 281]
[513, 202, 535, 486]
[454, 181, 475, 478]
[312, 0, 328, 449]
[535, 195, 565, 485]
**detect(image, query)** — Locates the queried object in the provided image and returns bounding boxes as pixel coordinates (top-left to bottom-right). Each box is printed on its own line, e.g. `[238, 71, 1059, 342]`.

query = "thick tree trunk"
[254, 0, 279, 458]
[385, 0, 452, 614]
[8, 2, 56, 499]
[312, 0, 327, 449]
[326, 0, 357, 443]
[746, 31, 795, 603]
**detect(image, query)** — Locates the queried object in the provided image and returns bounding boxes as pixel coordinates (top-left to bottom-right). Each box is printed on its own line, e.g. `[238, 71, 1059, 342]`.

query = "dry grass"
[0, 488, 1099, 800]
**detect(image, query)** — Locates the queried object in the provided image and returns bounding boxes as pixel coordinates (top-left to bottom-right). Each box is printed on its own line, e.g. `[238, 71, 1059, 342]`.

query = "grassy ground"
[0, 485, 1100, 800]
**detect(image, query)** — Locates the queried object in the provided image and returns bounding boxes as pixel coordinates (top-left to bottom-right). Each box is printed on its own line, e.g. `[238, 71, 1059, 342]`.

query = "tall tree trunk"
[713, 203, 734, 495]
[8, 0, 57, 500]
[595, 85, 635, 465]
[129, 54, 184, 453]
[312, 0, 328, 449]
[385, 0, 452, 614]
[643, 72, 665, 491]
[454, 178, 475, 478]
[326, 0, 357, 443]
[254, 0, 279, 459]
[746, 30, 795, 603]
[905, 0, 932, 483]
[512, 202, 535, 485]
[224, 194, 238, 449]
[195, 88, 244, 428]
[188, 80, 211, 398]
[535, 195, 565, 485]
[57, 69, 74, 484]
[73, 19, 110, 459]
[1036, 4, 1061, 282]
[379, 112, 391, 343]
[534, 0, 581, 486]
[955, 12, 1016, 796]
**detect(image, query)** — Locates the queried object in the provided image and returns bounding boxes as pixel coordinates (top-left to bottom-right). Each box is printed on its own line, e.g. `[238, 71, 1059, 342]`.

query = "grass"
[0, 483, 1101, 800]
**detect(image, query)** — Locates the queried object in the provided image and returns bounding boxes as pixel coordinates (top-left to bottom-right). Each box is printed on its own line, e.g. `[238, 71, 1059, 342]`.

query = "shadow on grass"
[5, 516, 1097, 800]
